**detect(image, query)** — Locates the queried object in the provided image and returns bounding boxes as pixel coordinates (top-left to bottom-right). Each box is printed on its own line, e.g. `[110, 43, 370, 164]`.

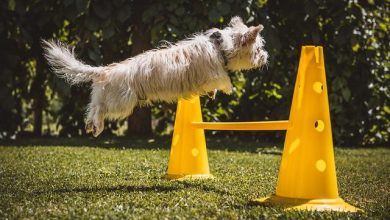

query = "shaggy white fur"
[42, 16, 268, 137]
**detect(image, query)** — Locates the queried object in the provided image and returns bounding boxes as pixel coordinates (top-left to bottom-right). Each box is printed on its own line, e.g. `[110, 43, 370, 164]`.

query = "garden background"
[0, 0, 388, 146]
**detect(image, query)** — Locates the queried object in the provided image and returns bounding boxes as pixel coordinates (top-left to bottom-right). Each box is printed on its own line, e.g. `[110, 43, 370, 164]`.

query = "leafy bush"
[0, 0, 388, 146]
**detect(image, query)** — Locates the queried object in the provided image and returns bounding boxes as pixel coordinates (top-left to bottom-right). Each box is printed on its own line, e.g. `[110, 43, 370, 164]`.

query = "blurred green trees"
[0, 0, 388, 146]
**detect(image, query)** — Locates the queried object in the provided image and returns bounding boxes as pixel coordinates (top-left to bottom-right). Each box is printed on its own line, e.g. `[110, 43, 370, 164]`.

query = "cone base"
[164, 173, 214, 181]
[254, 195, 362, 212]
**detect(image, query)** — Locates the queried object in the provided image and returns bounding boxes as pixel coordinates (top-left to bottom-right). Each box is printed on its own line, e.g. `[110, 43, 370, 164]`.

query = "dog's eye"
[210, 31, 222, 39]
[210, 31, 223, 44]
[210, 31, 220, 38]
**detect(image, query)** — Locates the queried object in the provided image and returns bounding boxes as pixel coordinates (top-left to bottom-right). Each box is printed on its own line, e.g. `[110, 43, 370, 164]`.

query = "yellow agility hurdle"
[192, 120, 289, 130]
[165, 46, 361, 212]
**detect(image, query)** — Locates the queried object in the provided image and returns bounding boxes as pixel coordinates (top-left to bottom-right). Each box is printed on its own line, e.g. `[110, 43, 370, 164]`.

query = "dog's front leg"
[221, 80, 233, 95]
[207, 89, 218, 99]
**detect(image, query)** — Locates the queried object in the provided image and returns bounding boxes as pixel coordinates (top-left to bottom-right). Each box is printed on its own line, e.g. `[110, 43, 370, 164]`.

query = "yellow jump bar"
[191, 120, 289, 131]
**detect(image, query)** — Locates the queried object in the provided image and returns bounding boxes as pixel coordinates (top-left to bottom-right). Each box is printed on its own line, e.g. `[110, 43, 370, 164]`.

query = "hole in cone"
[191, 148, 199, 157]
[314, 120, 325, 132]
[316, 160, 327, 172]
[313, 82, 323, 94]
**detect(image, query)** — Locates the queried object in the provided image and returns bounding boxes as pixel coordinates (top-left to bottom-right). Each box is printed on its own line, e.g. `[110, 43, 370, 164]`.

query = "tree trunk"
[32, 57, 45, 137]
[126, 0, 153, 136]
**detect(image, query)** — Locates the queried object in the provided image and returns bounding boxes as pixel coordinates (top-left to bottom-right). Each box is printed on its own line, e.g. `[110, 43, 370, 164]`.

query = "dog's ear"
[210, 31, 223, 44]
[229, 16, 245, 28]
[241, 25, 263, 46]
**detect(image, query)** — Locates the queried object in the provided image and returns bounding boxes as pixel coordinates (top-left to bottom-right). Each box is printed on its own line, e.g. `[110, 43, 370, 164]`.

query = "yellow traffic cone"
[254, 46, 361, 212]
[165, 96, 214, 180]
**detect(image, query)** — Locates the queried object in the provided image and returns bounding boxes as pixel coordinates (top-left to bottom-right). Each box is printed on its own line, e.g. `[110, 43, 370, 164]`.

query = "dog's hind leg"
[85, 103, 95, 134]
[92, 104, 106, 137]
[85, 103, 107, 137]
[85, 85, 108, 137]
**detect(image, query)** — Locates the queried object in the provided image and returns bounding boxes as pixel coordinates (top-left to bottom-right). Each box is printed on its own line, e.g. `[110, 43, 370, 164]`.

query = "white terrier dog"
[42, 16, 268, 137]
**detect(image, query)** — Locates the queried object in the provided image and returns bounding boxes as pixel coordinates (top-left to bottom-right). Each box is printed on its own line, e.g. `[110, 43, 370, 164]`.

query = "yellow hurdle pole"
[191, 121, 289, 131]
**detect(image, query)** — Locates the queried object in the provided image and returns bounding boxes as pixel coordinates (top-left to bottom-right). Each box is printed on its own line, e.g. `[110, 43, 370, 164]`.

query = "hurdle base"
[164, 173, 214, 181]
[254, 195, 362, 212]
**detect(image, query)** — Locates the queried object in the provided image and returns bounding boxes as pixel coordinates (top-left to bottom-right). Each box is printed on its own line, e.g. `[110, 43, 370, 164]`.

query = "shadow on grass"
[32, 181, 231, 196]
[0, 135, 284, 153]
[33, 184, 177, 195]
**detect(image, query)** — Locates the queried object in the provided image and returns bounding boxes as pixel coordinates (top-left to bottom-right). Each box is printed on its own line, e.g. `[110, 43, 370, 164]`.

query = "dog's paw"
[92, 123, 104, 137]
[86, 120, 103, 137]
[85, 121, 94, 134]
[92, 126, 99, 137]
[222, 88, 233, 95]
[207, 89, 218, 100]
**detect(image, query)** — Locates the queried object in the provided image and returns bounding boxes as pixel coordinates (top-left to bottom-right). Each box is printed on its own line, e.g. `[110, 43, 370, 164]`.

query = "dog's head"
[208, 16, 268, 71]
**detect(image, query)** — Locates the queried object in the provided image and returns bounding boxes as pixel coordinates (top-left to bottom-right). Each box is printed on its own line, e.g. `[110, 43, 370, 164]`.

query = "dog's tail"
[41, 39, 104, 85]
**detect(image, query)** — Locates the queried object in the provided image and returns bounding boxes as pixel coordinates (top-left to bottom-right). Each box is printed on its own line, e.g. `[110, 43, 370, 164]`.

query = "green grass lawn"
[0, 137, 389, 219]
